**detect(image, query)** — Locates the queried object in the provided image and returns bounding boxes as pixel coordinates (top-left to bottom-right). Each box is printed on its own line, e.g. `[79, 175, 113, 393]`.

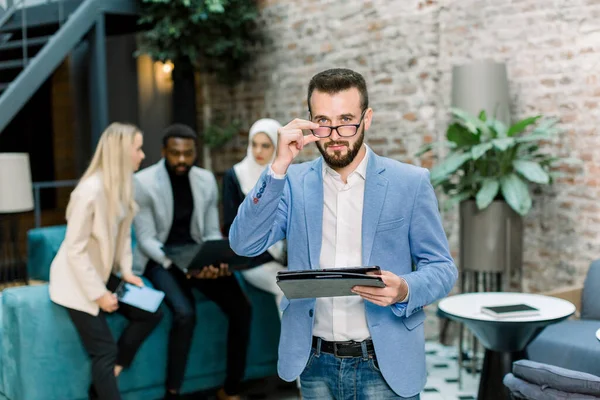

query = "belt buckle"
[333, 342, 354, 359]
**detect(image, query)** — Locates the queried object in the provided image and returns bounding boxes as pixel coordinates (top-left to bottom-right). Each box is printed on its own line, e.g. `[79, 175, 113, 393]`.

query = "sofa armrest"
[542, 285, 582, 318]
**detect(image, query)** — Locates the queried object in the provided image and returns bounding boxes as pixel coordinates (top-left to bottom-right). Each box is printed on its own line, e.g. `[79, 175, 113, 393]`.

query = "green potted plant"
[417, 108, 566, 289]
[136, 0, 260, 169]
[420, 108, 563, 214]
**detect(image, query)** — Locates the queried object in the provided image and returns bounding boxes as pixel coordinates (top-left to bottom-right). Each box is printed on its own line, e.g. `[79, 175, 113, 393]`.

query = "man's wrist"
[396, 278, 409, 303]
[271, 159, 289, 176]
[162, 258, 172, 269]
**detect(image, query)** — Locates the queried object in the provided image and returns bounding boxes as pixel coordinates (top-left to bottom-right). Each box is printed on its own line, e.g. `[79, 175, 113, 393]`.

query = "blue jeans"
[300, 345, 420, 400]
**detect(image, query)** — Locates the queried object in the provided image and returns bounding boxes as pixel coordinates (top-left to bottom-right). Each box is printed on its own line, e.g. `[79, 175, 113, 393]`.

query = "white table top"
[438, 292, 576, 323]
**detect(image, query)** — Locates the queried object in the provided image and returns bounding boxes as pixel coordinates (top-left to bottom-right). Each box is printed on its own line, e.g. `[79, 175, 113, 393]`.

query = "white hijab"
[233, 118, 281, 195]
[233, 118, 285, 262]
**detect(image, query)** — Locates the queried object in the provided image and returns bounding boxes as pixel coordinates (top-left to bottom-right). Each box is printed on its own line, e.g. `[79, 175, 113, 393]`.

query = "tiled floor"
[195, 341, 480, 400]
[421, 341, 479, 400]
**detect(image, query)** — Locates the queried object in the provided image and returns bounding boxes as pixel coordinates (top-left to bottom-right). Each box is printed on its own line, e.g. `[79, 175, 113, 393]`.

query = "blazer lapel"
[114, 213, 133, 268]
[188, 169, 204, 242]
[362, 152, 388, 265]
[95, 176, 113, 271]
[90, 173, 117, 271]
[155, 161, 174, 232]
[304, 158, 324, 269]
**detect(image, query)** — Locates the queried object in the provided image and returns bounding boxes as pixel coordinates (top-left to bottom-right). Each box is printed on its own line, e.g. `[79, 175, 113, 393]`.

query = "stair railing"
[0, 0, 67, 68]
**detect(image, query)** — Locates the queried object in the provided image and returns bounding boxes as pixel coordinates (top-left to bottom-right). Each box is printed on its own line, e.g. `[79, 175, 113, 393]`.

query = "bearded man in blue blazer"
[230, 68, 457, 399]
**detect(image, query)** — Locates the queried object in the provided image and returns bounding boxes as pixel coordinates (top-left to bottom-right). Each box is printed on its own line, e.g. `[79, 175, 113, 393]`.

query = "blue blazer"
[229, 150, 457, 397]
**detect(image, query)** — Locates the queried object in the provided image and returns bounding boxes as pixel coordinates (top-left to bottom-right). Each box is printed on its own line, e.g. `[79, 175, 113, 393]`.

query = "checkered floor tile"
[421, 341, 479, 400]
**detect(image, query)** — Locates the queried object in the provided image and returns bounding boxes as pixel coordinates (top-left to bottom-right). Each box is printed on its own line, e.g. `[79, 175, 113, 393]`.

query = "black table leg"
[477, 349, 527, 400]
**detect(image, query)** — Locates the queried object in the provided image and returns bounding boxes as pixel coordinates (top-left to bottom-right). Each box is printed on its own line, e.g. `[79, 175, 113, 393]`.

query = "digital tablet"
[276, 267, 385, 299]
[480, 303, 540, 318]
[115, 282, 165, 313]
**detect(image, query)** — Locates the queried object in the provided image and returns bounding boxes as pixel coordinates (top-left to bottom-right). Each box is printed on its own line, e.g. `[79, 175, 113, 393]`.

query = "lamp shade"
[451, 60, 511, 125]
[0, 153, 34, 213]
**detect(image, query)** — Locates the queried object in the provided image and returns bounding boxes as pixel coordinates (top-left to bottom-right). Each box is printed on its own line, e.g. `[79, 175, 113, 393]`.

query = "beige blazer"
[49, 173, 134, 316]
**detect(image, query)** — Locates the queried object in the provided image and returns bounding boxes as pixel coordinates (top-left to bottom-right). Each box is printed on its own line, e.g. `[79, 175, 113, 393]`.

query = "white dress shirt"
[312, 147, 371, 342]
[268, 145, 409, 342]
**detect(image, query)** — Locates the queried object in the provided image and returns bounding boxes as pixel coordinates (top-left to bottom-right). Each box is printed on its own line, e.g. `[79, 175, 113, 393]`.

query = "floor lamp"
[0, 153, 34, 285]
[449, 60, 512, 388]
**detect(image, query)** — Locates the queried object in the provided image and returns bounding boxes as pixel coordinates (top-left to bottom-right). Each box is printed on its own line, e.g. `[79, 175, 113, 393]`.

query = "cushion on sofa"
[504, 373, 600, 400]
[512, 360, 600, 396]
[27, 225, 67, 281]
[27, 226, 137, 282]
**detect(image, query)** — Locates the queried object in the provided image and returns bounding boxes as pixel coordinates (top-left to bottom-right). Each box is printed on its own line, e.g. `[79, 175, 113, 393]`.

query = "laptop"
[162, 239, 252, 274]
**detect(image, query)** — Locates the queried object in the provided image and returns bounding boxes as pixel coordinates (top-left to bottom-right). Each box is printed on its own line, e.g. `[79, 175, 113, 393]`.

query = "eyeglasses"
[310, 110, 366, 138]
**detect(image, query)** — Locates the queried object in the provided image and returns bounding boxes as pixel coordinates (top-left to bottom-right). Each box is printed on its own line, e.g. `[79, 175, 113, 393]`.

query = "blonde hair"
[78, 122, 141, 222]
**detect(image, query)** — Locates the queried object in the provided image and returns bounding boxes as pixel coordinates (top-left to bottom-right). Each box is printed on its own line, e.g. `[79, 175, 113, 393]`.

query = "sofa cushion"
[512, 360, 600, 396]
[528, 319, 600, 377]
[27, 225, 67, 281]
[504, 373, 600, 399]
[27, 226, 137, 282]
[582, 260, 600, 320]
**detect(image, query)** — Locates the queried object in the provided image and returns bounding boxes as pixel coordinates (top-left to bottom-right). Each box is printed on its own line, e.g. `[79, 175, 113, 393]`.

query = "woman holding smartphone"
[49, 123, 163, 400]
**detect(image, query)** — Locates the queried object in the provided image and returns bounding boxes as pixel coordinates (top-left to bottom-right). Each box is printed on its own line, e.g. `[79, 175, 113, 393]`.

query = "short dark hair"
[162, 124, 198, 147]
[307, 68, 369, 114]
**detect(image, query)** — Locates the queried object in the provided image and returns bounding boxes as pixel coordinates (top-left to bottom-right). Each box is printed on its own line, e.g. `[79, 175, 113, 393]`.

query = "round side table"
[438, 292, 575, 400]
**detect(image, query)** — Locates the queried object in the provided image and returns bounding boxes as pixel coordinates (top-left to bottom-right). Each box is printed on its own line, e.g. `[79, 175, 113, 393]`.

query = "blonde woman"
[49, 123, 163, 400]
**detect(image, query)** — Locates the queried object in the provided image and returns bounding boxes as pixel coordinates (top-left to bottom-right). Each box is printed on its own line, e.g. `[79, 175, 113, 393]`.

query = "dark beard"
[316, 128, 365, 169]
[165, 160, 192, 176]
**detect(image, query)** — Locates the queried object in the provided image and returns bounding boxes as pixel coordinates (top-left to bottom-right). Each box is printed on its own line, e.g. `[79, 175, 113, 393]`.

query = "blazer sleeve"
[203, 172, 224, 241]
[398, 169, 458, 318]
[222, 168, 243, 237]
[133, 179, 169, 265]
[229, 169, 288, 257]
[64, 189, 107, 301]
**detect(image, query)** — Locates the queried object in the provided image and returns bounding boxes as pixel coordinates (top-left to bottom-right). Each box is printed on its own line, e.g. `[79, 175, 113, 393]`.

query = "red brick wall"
[203, 0, 599, 292]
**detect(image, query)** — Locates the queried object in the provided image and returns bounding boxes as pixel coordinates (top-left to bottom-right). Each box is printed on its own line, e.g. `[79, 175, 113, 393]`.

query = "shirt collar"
[322, 145, 370, 180]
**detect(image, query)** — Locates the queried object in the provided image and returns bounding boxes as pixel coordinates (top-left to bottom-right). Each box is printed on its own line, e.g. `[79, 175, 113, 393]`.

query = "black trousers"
[67, 275, 164, 400]
[144, 260, 252, 395]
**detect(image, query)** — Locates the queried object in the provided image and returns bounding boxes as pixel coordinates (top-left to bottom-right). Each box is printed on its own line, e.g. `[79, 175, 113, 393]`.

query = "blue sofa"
[527, 260, 600, 377]
[0, 226, 281, 400]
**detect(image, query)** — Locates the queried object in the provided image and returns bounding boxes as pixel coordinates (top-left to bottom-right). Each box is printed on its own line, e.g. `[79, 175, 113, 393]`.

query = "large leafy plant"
[137, 0, 261, 84]
[417, 108, 563, 216]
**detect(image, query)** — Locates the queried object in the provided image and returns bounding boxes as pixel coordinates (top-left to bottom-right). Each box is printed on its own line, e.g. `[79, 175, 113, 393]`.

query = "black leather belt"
[312, 336, 375, 358]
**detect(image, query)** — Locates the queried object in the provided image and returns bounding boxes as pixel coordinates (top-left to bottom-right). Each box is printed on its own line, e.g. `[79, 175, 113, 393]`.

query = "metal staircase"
[0, 0, 138, 138]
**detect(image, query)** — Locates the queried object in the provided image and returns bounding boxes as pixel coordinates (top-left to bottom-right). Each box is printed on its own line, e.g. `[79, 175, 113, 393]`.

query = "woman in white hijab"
[223, 118, 286, 310]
